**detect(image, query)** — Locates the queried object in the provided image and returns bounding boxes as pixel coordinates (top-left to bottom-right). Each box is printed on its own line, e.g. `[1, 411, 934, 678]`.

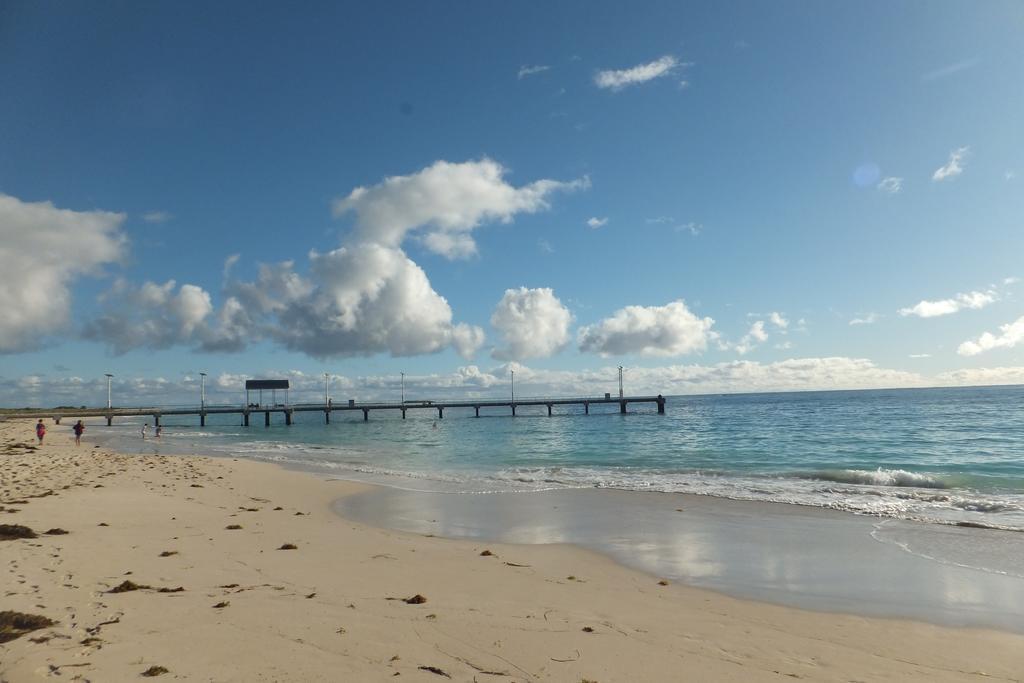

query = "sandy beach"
[3, 418, 1023, 682]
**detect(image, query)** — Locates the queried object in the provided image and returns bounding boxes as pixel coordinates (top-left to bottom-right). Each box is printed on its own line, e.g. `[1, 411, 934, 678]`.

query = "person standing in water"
[155, 424, 162, 438]
[141, 423, 148, 440]
[73, 420, 85, 446]
[35, 419, 46, 444]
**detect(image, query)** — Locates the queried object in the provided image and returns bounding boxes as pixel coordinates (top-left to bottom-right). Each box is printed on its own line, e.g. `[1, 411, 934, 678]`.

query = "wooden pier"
[16, 395, 667, 427]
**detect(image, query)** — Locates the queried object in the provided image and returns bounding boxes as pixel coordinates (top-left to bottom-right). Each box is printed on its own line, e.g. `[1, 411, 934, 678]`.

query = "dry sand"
[2, 417, 1023, 682]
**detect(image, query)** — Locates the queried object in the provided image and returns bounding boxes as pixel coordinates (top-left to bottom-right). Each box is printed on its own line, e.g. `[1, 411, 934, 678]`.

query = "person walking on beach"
[73, 420, 85, 446]
[141, 423, 148, 440]
[155, 424, 162, 438]
[35, 419, 46, 444]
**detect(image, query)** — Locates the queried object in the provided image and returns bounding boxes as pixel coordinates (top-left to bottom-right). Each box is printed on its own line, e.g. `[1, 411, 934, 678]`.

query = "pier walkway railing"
[10, 394, 667, 427]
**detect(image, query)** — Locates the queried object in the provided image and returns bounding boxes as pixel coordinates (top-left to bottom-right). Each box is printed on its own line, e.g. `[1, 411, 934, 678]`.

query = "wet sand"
[3, 417, 1024, 681]
[336, 485, 1024, 631]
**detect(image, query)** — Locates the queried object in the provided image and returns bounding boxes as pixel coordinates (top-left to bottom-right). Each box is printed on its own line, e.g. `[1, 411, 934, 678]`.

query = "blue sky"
[2, 1, 1023, 405]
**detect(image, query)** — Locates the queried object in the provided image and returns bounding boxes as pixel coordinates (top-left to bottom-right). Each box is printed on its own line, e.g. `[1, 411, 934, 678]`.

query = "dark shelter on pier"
[245, 379, 289, 407]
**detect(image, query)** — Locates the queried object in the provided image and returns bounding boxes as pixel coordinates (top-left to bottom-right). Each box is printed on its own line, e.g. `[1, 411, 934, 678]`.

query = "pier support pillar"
[547, 403, 553, 416]
[474, 406, 480, 418]
[325, 410, 330, 424]
[200, 412, 206, 427]
[584, 402, 589, 415]
[154, 415, 160, 427]
[620, 401, 627, 414]
[107, 415, 113, 426]
[511, 404, 516, 417]
[437, 407, 444, 419]
[54, 417, 61, 425]
[362, 408, 369, 422]
[243, 411, 250, 427]
[264, 411, 270, 427]
[657, 396, 666, 414]
[401, 408, 406, 420]
[285, 410, 293, 426]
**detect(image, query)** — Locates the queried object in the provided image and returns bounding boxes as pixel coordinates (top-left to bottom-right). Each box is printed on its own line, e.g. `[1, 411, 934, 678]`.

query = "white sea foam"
[798, 468, 947, 488]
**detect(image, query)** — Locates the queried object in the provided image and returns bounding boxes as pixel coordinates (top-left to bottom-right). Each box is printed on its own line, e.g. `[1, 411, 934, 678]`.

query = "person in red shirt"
[35, 419, 46, 444]
[73, 420, 85, 446]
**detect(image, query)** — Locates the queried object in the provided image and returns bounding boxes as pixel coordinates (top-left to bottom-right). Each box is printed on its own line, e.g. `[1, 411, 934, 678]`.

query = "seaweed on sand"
[0, 611, 56, 643]
[418, 666, 451, 678]
[0, 524, 37, 540]
[107, 580, 151, 593]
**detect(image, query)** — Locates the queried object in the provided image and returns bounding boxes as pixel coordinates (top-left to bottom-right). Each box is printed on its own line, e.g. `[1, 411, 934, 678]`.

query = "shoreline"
[3, 418, 1024, 680]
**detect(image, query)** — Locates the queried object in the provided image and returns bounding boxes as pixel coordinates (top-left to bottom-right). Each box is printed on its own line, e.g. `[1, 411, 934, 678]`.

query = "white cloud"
[142, 211, 172, 223]
[82, 279, 214, 354]
[877, 177, 903, 194]
[899, 289, 996, 318]
[932, 146, 969, 182]
[594, 55, 681, 91]
[517, 64, 551, 79]
[256, 243, 485, 360]
[922, 58, 980, 82]
[768, 312, 788, 330]
[586, 216, 608, 229]
[934, 366, 1024, 386]
[537, 238, 555, 254]
[849, 313, 879, 326]
[748, 320, 768, 342]
[1006, 170, 1017, 181]
[452, 324, 486, 360]
[957, 315, 1024, 356]
[331, 158, 588, 260]
[578, 301, 715, 357]
[222, 253, 241, 280]
[0, 193, 126, 353]
[647, 216, 701, 235]
[491, 287, 573, 361]
[734, 320, 768, 355]
[909, 353, 931, 358]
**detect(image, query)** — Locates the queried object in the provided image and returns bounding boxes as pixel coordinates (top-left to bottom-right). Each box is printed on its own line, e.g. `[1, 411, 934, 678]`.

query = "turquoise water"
[100, 385, 1024, 531]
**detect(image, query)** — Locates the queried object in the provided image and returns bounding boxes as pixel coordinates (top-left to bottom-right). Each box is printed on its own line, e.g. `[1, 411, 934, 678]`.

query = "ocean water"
[96, 385, 1024, 532]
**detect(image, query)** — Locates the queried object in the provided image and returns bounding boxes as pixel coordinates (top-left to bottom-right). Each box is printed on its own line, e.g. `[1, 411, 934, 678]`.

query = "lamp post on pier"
[618, 366, 624, 399]
[104, 373, 114, 410]
[400, 372, 405, 404]
[199, 372, 207, 409]
[324, 373, 330, 406]
[511, 369, 515, 403]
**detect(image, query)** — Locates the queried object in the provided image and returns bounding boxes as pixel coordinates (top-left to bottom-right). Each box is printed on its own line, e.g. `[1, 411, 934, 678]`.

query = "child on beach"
[141, 423, 148, 439]
[73, 420, 85, 446]
[35, 419, 46, 444]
